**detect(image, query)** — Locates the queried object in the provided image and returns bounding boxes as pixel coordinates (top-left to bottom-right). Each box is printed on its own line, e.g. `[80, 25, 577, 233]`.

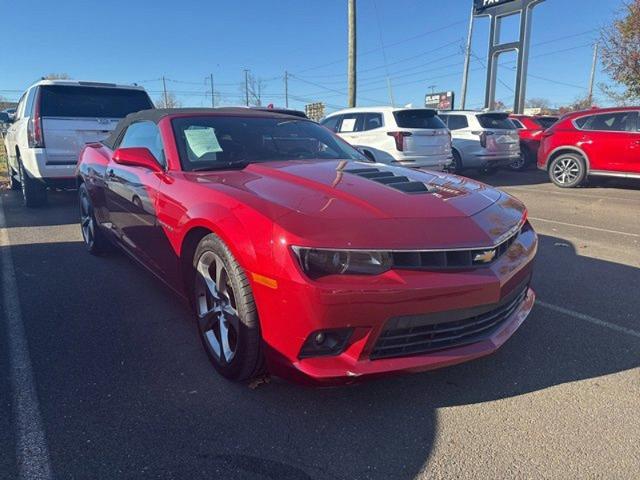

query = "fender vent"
[345, 167, 433, 194]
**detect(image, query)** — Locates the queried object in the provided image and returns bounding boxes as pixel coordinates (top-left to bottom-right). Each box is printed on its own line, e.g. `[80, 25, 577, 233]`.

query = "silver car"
[438, 111, 521, 173]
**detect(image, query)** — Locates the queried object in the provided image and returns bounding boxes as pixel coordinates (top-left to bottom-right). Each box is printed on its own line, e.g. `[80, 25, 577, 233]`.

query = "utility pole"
[162, 76, 168, 107]
[460, 1, 475, 110]
[257, 82, 262, 106]
[347, 0, 357, 108]
[284, 71, 289, 108]
[588, 43, 599, 106]
[244, 69, 250, 106]
[209, 73, 215, 108]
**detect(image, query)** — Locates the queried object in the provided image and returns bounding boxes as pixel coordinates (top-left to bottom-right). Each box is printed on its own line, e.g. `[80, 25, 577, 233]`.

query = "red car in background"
[509, 114, 559, 171]
[77, 108, 537, 385]
[537, 107, 640, 187]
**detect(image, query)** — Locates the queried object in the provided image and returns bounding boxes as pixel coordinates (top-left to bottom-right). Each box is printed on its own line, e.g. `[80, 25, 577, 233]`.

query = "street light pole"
[460, 1, 475, 110]
[588, 43, 599, 106]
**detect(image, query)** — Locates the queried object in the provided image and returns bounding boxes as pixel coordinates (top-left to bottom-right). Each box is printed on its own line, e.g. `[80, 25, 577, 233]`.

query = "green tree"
[600, 1, 640, 100]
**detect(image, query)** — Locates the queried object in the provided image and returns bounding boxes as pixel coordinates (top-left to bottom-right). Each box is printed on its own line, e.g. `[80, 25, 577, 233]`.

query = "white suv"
[4, 80, 153, 207]
[437, 111, 521, 173]
[321, 107, 452, 170]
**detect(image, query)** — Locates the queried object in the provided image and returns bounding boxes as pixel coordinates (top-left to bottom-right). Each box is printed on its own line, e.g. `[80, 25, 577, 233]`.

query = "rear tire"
[9, 167, 21, 190]
[191, 233, 264, 381]
[79, 183, 111, 255]
[449, 150, 463, 174]
[548, 153, 586, 188]
[18, 158, 47, 207]
[508, 152, 528, 171]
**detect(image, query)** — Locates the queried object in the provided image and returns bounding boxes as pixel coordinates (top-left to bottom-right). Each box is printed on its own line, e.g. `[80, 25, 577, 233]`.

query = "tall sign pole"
[460, 1, 475, 110]
[347, 0, 357, 108]
[475, 0, 545, 113]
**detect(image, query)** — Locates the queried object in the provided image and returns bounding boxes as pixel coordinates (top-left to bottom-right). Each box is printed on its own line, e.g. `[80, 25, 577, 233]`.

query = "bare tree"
[155, 92, 182, 108]
[600, 1, 640, 101]
[240, 73, 267, 106]
[525, 98, 551, 110]
[44, 73, 71, 80]
[557, 96, 593, 115]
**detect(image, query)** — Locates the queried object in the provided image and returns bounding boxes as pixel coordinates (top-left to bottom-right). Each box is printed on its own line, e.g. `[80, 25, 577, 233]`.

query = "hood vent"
[345, 167, 434, 194]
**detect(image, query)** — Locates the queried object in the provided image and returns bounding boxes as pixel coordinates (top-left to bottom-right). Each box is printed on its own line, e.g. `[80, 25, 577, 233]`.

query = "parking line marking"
[0, 195, 54, 480]
[504, 186, 637, 203]
[537, 300, 640, 339]
[529, 217, 640, 238]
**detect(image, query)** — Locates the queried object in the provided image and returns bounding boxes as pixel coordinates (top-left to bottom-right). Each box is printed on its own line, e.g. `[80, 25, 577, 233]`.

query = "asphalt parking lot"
[1, 169, 639, 479]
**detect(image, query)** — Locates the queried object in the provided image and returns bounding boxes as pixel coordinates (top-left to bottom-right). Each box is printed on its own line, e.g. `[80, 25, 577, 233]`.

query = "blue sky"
[0, 0, 627, 112]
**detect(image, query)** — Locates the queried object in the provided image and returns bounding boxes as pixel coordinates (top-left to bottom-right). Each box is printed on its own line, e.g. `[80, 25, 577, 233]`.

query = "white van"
[321, 107, 452, 170]
[3, 80, 154, 206]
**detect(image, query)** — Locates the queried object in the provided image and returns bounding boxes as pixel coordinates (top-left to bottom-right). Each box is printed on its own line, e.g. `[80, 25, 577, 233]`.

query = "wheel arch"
[546, 146, 590, 173]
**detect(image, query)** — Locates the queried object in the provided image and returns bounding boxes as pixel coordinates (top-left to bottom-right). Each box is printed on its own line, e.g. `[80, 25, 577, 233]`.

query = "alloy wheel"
[194, 251, 240, 364]
[552, 157, 580, 185]
[79, 189, 95, 247]
[509, 155, 526, 170]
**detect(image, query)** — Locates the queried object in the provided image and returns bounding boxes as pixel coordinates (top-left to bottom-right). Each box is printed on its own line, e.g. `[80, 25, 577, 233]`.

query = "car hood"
[193, 160, 526, 249]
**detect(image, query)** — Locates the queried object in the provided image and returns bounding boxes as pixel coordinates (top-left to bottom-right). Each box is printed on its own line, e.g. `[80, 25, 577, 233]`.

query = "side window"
[23, 88, 37, 118]
[321, 115, 340, 133]
[438, 115, 449, 127]
[511, 119, 525, 129]
[579, 112, 638, 132]
[339, 114, 364, 133]
[15, 93, 27, 119]
[362, 113, 383, 131]
[119, 121, 166, 167]
[447, 115, 469, 130]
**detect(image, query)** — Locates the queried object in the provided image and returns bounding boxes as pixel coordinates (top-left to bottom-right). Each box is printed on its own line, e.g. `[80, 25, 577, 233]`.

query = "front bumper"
[253, 226, 538, 385]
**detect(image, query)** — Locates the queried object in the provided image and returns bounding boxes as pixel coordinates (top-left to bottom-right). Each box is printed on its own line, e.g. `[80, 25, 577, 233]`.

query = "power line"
[292, 19, 466, 75]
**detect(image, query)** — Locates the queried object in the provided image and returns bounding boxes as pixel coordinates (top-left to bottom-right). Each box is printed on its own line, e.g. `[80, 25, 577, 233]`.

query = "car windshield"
[40, 86, 153, 118]
[535, 117, 559, 129]
[477, 113, 516, 130]
[393, 109, 446, 129]
[172, 115, 368, 171]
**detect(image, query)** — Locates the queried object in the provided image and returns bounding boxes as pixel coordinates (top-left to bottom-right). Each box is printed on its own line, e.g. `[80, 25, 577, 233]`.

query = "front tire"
[548, 153, 586, 188]
[508, 152, 527, 171]
[192, 234, 264, 381]
[79, 183, 111, 254]
[18, 159, 47, 207]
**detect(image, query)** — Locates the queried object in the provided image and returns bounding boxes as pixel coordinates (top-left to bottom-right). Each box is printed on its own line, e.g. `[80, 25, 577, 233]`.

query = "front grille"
[391, 228, 520, 270]
[370, 285, 528, 360]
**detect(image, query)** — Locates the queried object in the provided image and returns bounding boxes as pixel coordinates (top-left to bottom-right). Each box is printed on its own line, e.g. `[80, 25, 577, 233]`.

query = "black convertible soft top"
[102, 107, 308, 150]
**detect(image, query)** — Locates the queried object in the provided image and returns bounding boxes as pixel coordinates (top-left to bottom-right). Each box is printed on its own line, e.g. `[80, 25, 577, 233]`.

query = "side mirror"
[112, 147, 163, 172]
[0, 112, 11, 124]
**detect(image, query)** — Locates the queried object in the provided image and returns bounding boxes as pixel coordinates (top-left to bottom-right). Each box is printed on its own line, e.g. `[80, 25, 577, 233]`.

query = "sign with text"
[474, 0, 518, 13]
[425, 91, 455, 111]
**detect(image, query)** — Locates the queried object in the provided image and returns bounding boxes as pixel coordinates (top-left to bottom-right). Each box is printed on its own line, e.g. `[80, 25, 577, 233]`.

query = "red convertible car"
[77, 108, 537, 384]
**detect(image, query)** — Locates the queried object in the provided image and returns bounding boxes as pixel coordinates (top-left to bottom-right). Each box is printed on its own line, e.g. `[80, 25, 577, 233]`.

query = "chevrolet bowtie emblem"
[474, 249, 496, 264]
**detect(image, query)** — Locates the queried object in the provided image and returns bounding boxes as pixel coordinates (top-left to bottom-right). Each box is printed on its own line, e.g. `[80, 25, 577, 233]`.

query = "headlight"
[292, 247, 392, 278]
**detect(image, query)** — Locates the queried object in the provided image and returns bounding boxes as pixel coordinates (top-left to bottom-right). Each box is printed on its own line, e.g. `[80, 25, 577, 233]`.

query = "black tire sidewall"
[19, 158, 47, 207]
[450, 150, 462, 173]
[549, 154, 586, 188]
[192, 234, 263, 381]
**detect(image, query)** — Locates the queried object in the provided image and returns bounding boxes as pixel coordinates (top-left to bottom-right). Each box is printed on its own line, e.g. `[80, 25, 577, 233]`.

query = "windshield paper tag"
[185, 127, 223, 157]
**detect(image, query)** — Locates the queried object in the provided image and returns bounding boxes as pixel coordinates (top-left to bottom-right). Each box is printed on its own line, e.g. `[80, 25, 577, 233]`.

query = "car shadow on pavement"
[472, 168, 550, 188]
[0, 189, 78, 228]
[1, 233, 638, 479]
